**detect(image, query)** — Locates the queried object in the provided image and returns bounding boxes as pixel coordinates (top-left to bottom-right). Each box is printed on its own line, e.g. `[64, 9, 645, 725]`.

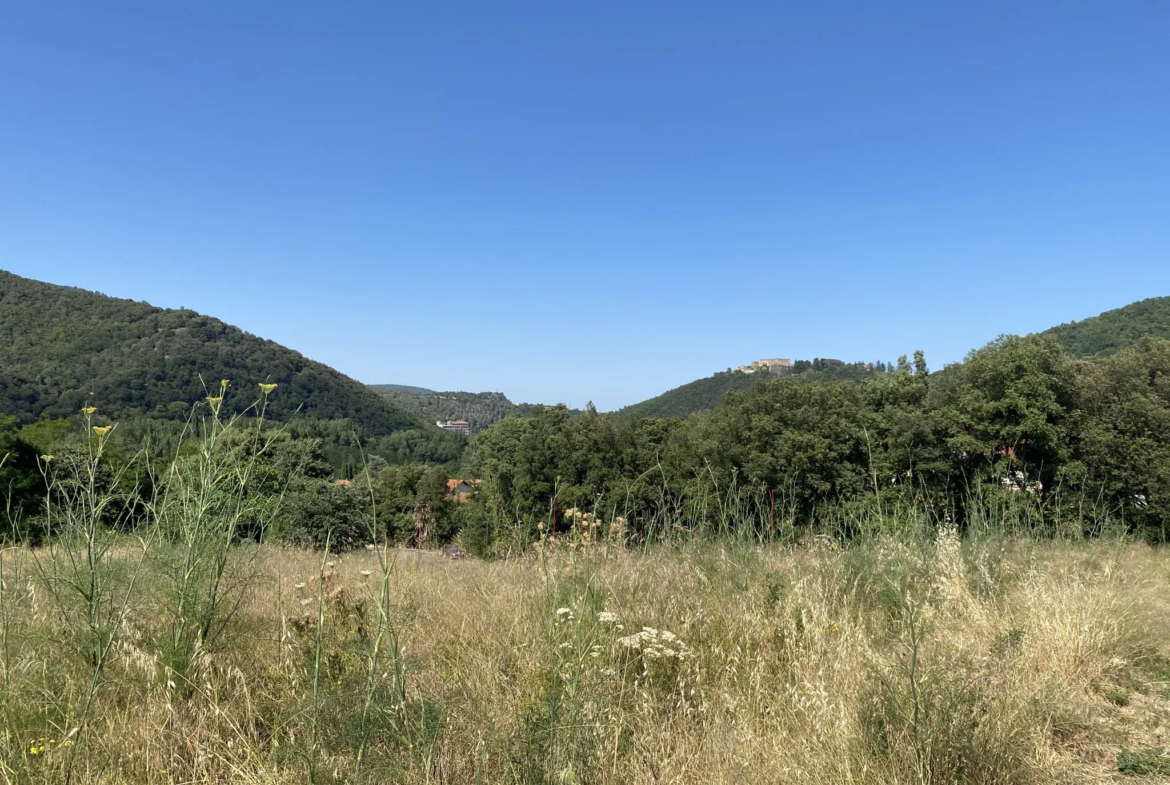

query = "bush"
[279, 478, 372, 551]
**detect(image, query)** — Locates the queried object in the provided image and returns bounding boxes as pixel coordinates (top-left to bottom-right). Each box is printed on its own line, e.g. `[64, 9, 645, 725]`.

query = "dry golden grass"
[3, 533, 1170, 784]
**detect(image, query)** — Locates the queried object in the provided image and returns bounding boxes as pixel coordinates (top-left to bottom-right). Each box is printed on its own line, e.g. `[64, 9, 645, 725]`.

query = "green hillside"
[1043, 296, 1170, 357]
[615, 360, 886, 420]
[0, 270, 416, 435]
[373, 388, 579, 433]
[614, 369, 762, 419]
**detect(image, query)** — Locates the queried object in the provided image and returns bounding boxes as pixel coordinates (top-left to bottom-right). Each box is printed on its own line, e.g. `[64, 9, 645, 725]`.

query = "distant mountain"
[615, 360, 887, 420]
[370, 383, 437, 395]
[1043, 296, 1170, 358]
[0, 270, 417, 435]
[371, 387, 581, 433]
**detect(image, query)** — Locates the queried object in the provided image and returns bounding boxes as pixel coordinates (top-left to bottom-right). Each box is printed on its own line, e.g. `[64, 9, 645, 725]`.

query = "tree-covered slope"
[614, 370, 762, 419]
[0, 270, 416, 434]
[1043, 296, 1170, 358]
[373, 388, 581, 433]
[615, 360, 887, 420]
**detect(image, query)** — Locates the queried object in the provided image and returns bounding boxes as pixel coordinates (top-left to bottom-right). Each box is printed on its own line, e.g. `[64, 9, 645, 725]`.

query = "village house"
[446, 478, 482, 502]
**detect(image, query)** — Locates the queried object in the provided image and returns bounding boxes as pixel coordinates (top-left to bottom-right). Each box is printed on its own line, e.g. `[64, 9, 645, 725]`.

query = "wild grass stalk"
[307, 535, 331, 785]
[151, 382, 287, 685]
[30, 412, 150, 784]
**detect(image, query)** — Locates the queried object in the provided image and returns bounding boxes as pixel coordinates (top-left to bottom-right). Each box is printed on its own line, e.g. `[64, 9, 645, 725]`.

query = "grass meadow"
[3, 529, 1170, 784]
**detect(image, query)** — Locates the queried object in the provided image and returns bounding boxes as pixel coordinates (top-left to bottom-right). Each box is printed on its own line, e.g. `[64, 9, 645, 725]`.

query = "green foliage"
[0, 270, 416, 435]
[1070, 335, 1170, 535]
[465, 334, 1170, 553]
[0, 416, 42, 529]
[1117, 747, 1170, 777]
[616, 360, 889, 420]
[683, 379, 871, 513]
[375, 428, 466, 468]
[373, 387, 580, 433]
[613, 369, 761, 419]
[280, 479, 374, 551]
[279, 463, 458, 551]
[1044, 295, 1170, 357]
[940, 334, 1077, 490]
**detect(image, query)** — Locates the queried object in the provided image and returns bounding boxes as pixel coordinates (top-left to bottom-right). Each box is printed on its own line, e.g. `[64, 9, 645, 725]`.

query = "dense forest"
[616, 359, 887, 419]
[371, 387, 579, 432]
[0, 271, 468, 476]
[1043, 295, 1170, 357]
[0, 271, 416, 435]
[460, 336, 1170, 553]
[3, 269, 1169, 554]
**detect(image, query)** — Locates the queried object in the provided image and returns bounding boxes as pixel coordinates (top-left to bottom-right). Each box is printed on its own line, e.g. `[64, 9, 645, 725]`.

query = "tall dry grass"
[2, 530, 1169, 784]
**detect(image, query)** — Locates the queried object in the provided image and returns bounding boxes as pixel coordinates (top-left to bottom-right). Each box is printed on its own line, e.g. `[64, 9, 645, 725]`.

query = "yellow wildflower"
[259, 383, 278, 394]
[40, 455, 54, 463]
[93, 425, 113, 436]
[82, 406, 97, 416]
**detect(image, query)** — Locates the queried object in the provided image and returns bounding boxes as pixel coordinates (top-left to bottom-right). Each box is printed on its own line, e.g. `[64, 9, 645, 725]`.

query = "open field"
[3, 534, 1170, 784]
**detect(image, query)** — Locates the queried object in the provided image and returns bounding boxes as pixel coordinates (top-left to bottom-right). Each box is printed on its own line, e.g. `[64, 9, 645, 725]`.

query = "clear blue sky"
[2, 2, 1168, 410]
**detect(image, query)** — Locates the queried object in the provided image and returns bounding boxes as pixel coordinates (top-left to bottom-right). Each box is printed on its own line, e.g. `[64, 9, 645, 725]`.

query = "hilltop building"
[436, 420, 472, 435]
[736, 358, 792, 375]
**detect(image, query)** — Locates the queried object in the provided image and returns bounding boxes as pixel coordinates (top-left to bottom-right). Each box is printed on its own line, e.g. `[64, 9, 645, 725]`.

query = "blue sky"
[2, 2, 1168, 410]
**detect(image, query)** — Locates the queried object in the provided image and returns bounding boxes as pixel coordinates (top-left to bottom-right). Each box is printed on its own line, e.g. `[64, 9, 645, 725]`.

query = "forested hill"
[372, 387, 580, 432]
[614, 369, 760, 419]
[0, 271, 416, 434]
[615, 360, 885, 420]
[1043, 296, 1170, 357]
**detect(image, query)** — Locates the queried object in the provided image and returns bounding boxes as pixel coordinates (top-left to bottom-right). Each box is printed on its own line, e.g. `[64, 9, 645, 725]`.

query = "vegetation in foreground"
[3, 529, 1170, 784]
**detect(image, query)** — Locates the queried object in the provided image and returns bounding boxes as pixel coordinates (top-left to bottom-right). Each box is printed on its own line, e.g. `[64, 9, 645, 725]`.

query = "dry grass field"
[3, 532, 1170, 784]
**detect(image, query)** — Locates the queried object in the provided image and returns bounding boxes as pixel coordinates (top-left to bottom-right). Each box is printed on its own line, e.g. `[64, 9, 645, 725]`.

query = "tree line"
[459, 335, 1170, 551]
[4, 332, 1169, 554]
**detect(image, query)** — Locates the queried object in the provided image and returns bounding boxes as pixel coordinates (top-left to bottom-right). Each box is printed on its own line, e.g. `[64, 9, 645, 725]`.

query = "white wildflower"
[597, 611, 620, 624]
[294, 582, 306, 590]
